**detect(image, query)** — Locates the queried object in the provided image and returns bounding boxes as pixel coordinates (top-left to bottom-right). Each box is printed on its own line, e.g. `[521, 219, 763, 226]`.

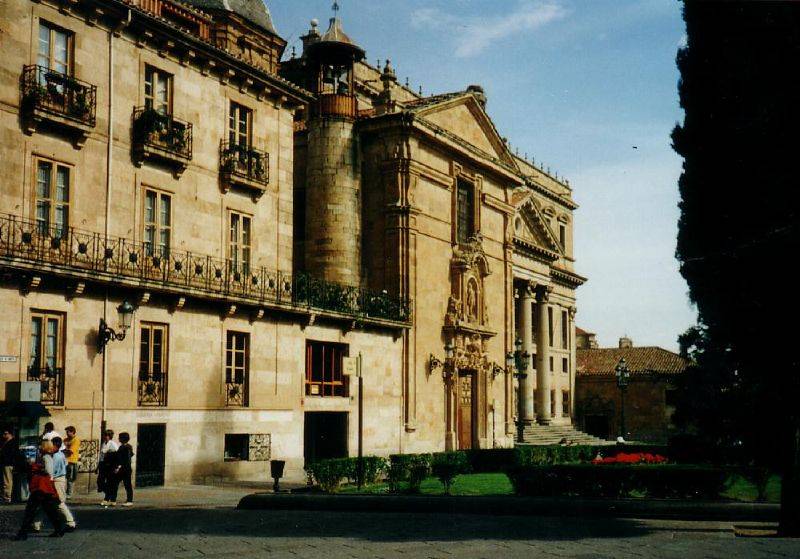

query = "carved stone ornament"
[447, 234, 492, 328]
[452, 334, 490, 372]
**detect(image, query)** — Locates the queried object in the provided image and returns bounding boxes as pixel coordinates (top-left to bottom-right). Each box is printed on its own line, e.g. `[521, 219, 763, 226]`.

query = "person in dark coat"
[109, 432, 134, 506]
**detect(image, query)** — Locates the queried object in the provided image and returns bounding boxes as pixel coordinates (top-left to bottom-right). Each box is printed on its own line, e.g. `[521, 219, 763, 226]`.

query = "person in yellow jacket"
[62, 426, 80, 498]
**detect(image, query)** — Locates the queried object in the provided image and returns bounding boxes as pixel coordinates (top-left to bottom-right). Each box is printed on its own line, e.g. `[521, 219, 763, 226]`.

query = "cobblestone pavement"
[1, 488, 799, 558]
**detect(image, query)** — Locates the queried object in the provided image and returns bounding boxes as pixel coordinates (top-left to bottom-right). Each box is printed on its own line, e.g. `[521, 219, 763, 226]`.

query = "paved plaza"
[1, 486, 799, 558]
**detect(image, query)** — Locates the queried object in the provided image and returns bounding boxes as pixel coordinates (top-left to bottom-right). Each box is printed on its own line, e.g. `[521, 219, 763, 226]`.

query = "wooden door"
[457, 372, 475, 450]
[135, 423, 166, 487]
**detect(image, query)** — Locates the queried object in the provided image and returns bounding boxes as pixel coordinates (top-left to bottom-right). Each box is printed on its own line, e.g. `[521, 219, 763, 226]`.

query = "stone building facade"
[576, 337, 688, 443]
[0, 0, 585, 485]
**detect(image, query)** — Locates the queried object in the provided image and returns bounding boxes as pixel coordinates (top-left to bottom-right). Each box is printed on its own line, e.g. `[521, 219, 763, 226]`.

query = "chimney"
[618, 337, 633, 349]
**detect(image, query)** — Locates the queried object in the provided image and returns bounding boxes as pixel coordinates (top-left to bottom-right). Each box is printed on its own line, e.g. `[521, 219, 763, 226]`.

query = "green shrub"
[431, 452, 471, 494]
[388, 453, 432, 493]
[305, 458, 352, 493]
[465, 449, 516, 473]
[357, 456, 388, 484]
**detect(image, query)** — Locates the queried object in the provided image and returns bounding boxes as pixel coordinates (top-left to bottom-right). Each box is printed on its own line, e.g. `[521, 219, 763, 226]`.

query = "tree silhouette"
[672, 1, 800, 536]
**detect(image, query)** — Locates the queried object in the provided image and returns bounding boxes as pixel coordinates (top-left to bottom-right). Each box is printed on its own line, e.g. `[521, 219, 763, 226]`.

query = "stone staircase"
[516, 423, 615, 446]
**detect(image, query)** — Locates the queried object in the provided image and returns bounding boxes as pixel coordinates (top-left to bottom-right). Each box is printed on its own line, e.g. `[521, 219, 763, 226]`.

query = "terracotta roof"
[576, 326, 593, 336]
[577, 347, 688, 376]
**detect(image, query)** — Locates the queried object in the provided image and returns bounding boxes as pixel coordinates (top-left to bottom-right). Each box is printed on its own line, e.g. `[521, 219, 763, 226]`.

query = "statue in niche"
[466, 279, 479, 322]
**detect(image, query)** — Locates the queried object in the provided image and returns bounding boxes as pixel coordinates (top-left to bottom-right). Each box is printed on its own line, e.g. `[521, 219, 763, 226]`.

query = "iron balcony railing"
[0, 213, 411, 324]
[220, 141, 269, 187]
[21, 65, 97, 127]
[27, 366, 65, 406]
[132, 107, 193, 161]
[225, 379, 248, 407]
[138, 370, 168, 407]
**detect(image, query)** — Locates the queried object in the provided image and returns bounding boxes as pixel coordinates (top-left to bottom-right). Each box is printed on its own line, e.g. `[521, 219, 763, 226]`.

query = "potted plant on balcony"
[165, 123, 187, 153]
[134, 108, 167, 145]
[71, 89, 90, 118]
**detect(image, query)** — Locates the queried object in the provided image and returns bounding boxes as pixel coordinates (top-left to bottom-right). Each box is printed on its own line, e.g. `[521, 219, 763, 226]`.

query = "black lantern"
[98, 300, 135, 353]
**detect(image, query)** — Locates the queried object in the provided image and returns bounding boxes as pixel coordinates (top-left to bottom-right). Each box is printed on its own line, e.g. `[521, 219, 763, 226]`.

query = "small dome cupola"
[305, 2, 365, 119]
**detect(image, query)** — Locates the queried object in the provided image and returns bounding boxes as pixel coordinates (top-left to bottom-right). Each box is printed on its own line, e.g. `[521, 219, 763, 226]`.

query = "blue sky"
[270, 0, 695, 351]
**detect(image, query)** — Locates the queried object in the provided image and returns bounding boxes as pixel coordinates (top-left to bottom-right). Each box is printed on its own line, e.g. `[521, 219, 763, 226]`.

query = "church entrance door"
[457, 370, 477, 449]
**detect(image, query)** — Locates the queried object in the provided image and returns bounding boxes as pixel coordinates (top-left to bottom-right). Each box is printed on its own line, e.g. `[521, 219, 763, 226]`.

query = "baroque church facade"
[0, 0, 585, 484]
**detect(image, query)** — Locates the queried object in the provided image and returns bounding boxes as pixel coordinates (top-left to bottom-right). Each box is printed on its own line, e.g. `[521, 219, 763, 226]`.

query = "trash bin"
[270, 459, 285, 492]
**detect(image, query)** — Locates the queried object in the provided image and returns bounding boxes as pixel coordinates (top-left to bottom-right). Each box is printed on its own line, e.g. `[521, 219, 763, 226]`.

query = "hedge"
[305, 456, 388, 492]
[507, 464, 733, 499]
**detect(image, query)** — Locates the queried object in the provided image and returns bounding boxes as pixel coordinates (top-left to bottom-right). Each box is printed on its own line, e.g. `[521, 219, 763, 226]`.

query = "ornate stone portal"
[443, 235, 497, 450]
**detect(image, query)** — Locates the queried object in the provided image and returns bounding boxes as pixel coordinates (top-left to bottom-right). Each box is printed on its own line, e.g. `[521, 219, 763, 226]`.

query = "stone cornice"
[551, 267, 588, 288]
[513, 237, 559, 263]
[526, 178, 579, 211]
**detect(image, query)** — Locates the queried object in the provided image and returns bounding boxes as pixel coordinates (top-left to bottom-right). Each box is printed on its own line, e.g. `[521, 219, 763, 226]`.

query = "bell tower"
[303, 2, 365, 287]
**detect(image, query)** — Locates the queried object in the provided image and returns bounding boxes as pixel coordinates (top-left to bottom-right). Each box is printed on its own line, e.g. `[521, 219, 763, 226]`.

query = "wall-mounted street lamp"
[615, 357, 631, 441]
[506, 337, 530, 442]
[98, 301, 135, 353]
[429, 341, 457, 380]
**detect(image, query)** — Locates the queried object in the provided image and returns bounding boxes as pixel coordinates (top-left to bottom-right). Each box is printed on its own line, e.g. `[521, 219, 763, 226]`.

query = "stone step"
[515, 423, 613, 446]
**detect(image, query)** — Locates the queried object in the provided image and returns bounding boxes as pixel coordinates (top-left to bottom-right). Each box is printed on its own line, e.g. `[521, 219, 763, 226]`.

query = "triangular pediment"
[513, 198, 562, 255]
[411, 94, 517, 168]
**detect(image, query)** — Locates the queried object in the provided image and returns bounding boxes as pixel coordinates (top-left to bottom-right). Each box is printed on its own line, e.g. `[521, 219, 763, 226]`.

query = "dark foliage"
[672, 0, 800, 535]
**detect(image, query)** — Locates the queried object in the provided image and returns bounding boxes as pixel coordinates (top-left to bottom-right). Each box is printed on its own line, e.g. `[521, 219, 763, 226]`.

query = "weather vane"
[332, 1, 340, 15]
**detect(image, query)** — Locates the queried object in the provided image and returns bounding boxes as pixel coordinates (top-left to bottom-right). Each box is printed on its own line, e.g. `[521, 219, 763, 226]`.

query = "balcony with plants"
[219, 141, 270, 200]
[132, 107, 193, 176]
[20, 65, 97, 147]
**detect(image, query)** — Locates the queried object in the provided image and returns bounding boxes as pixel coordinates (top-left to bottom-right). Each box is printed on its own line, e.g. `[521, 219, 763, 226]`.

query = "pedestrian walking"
[41, 422, 61, 445]
[98, 429, 119, 506]
[51, 436, 77, 531]
[13, 439, 65, 539]
[62, 426, 81, 497]
[1, 426, 17, 504]
[109, 432, 134, 506]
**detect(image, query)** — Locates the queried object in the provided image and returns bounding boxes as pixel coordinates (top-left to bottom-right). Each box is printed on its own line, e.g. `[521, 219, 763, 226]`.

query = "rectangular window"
[225, 330, 249, 378]
[229, 212, 251, 275]
[456, 178, 475, 244]
[144, 66, 172, 114]
[143, 189, 171, 257]
[550, 389, 556, 416]
[305, 341, 348, 397]
[549, 356, 554, 372]
[559, 224, 566, 250]
[139, 323, 168, 383]
[38, 21, 71, 75]
[561, 310, 568, 349]
[35, 159, 70, 238]
[562, 391, 570, 416]
[665, 387, 678, 408]
[138, 323, 168, 406]
[29, 311, 64, 371]
[228, 102, 252, 147]
[562, 357, 568, 374]
[547, 307, 554, 347]
[224, 434, 249, 461]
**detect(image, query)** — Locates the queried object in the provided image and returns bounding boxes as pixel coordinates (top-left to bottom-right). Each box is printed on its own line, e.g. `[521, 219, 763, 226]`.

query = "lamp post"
[615, 357, 631, 441]
[98, 300, 135, 353]
[506, 337, 530, 443]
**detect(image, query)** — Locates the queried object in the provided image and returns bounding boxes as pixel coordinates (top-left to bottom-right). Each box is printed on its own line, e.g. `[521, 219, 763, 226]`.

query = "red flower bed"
[591, 452, 667, 465]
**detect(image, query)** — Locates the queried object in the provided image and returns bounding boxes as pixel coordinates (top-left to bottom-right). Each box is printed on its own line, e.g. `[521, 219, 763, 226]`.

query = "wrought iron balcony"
[225, 379, 248, 407]
[27, 366, 65, 406]
[220, 141, 269, 200]
[20, 65, 97, 147]
[138, 371, 168, 407]
[132, 107, 193, 176]
[0, 212, 411, 326]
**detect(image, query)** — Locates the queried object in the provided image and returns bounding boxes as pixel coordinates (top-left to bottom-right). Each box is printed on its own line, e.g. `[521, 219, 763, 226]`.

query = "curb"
[237, 493, 780, 522]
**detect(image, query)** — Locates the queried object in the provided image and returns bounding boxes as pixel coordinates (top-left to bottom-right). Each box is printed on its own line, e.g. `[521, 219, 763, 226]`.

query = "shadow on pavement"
[1, 506, 658, 543]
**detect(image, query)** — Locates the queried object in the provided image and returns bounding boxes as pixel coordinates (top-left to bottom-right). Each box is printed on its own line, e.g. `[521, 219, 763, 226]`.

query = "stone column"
[568, 306, 577, 419]
[519, 283, 535, 425]
[536, 285, 552, 424]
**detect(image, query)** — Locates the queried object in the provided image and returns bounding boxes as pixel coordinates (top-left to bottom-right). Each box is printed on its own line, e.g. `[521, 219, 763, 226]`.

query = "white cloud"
[411, 1, 567, 58]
